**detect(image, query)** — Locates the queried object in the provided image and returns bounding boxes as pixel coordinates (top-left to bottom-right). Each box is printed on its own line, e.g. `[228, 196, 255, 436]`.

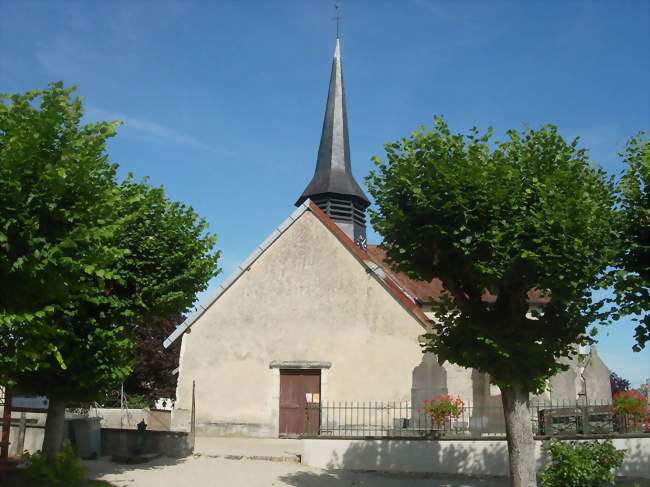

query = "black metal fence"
[301, 400, 650, 438]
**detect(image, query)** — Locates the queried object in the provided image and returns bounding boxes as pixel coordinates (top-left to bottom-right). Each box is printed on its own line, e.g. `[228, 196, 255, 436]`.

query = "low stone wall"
[302, 436, 650, 479]
[7, 413, 84, 456]
[96, 408, 148, 430]
[147, 409, 171, 431]
[5, 409, 173, 456]
[100, 428, 192, 458]
[70, 408, 170, 430]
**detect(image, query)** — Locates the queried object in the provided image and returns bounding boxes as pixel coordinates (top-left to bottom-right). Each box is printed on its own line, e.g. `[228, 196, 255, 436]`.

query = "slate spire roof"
[295, 38, 370, 208]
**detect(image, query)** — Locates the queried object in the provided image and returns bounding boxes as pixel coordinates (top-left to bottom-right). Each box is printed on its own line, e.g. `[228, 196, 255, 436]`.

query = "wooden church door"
[279, 369, 321, 436]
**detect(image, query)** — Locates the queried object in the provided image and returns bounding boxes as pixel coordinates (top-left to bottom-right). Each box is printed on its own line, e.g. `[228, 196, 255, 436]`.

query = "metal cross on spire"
[332, 3, 343, 39]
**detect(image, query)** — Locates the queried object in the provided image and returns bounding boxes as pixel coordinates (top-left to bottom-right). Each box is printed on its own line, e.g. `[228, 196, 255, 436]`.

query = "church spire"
[296, 37, 370, 244]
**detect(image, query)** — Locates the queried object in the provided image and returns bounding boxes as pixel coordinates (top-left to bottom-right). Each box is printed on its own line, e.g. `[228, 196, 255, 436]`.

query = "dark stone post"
[136, 419, 147, 454]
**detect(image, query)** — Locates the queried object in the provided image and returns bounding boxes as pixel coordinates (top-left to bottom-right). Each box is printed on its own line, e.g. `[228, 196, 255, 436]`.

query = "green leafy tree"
[1, 83, 125, 371]
[0, 83, 220, 455]
[366, 118, 617, 487]
[613, 133, 649, 350]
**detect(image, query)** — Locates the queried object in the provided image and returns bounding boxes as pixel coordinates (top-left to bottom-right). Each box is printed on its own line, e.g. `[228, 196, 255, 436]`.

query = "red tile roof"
[366, 244, 549, 305]
[307, 202, 432, 328]
[366, 245, 447, 303]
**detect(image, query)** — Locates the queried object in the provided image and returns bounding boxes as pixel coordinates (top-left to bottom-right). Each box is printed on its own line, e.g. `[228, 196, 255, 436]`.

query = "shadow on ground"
[280, 439, 650, 487]
[279, 470, 508, 487]
[85, 454, 185, 479]
[281, 440, 510, 487]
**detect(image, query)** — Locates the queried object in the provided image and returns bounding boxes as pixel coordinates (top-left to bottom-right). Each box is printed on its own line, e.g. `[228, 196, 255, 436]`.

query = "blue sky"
[1, 0, 648, 386]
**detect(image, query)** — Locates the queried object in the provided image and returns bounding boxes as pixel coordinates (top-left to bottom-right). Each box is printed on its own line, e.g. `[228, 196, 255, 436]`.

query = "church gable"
[165, 201, 429, 349]
[171, 203, 431, 431]
[179, 203, 427, 346]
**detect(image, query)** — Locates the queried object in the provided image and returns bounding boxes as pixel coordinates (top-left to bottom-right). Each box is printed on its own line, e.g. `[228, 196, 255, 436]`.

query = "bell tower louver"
[295, 38, 370, 244]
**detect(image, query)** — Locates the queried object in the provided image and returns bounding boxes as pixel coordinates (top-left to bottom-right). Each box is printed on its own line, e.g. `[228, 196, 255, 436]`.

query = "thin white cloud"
[86, 106, 232, 156]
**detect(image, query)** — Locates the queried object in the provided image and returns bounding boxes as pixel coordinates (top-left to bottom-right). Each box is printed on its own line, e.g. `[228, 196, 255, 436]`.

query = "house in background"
[163, 37, 611, 437]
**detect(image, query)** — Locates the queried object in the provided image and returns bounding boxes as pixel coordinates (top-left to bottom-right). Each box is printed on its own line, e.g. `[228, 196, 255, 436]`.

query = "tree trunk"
[42, 397, 66, 456]
[501, 386, 536, 487]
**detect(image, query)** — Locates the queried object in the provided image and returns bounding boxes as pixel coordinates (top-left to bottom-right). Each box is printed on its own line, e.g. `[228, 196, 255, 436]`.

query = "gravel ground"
[85, 455, 511, 487]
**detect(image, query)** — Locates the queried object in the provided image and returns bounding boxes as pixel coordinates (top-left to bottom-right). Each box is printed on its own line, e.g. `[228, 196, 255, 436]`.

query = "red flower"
[423, 395, 465, 422]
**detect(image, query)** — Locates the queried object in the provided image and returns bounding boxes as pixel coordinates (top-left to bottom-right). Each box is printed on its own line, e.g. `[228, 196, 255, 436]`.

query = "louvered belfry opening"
[296, 37, 370, 244]
[311, 194, 366, 239]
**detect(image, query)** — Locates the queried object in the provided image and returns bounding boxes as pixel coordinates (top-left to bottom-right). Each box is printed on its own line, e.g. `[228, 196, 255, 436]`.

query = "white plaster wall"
[96, 408, 148, 429]
[173, 211, 429, 434]
[445, 363, 474, 402]
[582, 348, 613, 403]
[8, 424, 44, 455]
[303, 437, 650, 479]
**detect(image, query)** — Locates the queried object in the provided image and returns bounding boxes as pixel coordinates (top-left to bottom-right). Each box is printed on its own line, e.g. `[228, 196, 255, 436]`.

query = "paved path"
[86, 436, 649, 487]
[86, 455, 510, 487]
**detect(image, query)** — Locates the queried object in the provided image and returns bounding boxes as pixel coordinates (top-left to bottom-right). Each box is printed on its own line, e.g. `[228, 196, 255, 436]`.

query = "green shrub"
[125, 393, 150, 409]
[18, 441, 89, 487]
[540, 439, 626, 487]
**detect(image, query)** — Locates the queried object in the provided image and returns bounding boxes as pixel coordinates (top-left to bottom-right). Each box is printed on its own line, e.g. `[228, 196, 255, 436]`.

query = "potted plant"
[423, 395, 464, 435]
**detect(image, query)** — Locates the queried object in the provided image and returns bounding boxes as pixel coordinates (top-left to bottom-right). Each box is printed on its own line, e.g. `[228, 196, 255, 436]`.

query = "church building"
[164, 38, 611, 437]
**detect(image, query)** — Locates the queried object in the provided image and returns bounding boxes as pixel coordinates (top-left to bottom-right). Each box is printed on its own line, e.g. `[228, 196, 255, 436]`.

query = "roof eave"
[163, 201, 312, 348]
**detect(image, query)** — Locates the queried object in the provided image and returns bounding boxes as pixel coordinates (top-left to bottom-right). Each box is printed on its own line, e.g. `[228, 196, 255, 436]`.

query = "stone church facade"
[164, 38, 611, 437]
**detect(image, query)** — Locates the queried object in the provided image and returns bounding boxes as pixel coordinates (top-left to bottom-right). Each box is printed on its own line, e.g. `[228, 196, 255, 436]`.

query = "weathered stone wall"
[101, 428, 191, 458]
[5, 410, 173, 455]
[95, 408, 171, 431]
[96, 408, 148, 430]
[170, 209, 613, 437]
[582, 347, 612, 403]
[172, 211, 442, 436]
[548, 348, 612, 405]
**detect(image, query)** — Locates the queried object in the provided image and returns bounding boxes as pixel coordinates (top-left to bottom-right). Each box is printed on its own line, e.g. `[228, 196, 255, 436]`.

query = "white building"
[164, 37, 610, 437]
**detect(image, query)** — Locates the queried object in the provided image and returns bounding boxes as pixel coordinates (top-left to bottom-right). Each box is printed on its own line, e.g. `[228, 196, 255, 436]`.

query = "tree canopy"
[0, 83, 220, 453]
[613, 133, 649, 350]
[367, 118, 617, 393]
[366, 118, 618, 486]
[1, 83, 127, 387]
